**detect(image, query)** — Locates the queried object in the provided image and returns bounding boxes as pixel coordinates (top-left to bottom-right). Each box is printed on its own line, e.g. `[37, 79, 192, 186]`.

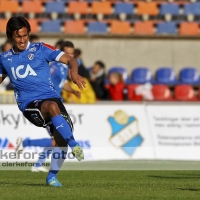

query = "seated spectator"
[0, 40, 13, 91]
[29, 34, 40, 43]
[62, 78, 96, 104]
[107, 72, 125, 101]
[1, 40, 12, 52]
[89, 61, 109, 100]
[74, 48, 90, 80]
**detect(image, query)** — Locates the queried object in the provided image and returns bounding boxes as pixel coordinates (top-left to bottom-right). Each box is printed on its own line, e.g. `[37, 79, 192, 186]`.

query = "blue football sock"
[46, 146, 67, 181]
[51, 114, 78, 148]
[34, 147, 52, 167]
[23, 138, 52, 147]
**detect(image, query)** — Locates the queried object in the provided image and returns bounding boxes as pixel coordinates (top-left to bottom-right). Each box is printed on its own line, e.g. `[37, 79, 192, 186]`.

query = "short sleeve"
[0, 55, 7, 78]
[41, 43, 65, 62]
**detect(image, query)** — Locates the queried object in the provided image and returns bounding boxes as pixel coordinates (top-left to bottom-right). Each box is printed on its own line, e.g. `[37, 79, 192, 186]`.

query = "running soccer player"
[17, 41, 81, 173]
[0, 16, 85, 186]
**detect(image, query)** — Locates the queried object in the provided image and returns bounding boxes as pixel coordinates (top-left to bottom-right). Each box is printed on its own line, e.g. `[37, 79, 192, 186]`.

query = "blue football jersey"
[50, 61, 69, 95]
[0, 42, 65, 112]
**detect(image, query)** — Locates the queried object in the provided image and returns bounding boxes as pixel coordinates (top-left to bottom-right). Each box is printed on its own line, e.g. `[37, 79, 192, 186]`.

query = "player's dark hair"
[60, 41, 74, 51]
[95, 61, 105, 69]
[6, 16, 31, 42]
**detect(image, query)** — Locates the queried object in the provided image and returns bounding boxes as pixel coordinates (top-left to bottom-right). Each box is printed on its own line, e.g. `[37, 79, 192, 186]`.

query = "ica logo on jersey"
[11, 64, 37, 79]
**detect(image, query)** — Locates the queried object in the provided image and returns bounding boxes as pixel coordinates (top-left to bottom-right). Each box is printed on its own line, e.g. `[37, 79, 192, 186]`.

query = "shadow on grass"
[148, 175, 200, 179]
[177, 188, 200, 192]
[0, 181, 46, 187]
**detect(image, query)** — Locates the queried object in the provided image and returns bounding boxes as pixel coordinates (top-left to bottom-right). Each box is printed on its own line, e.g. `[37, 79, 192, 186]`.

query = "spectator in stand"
[1, 40, 12, 52]
[107, 72, 125, 101]
[89, 61, 109, 100]
[55, 39, 64, 50]
[29, 34, 40, 42]
[0, 40, 12, 90]
[74, 48, 90, 80]
[63, 48, 96, 104]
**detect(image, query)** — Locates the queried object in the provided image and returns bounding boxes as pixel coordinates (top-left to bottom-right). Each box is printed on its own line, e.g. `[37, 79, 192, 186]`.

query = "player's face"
[63, 47, 74, 58]
[12, 27, 29, 52]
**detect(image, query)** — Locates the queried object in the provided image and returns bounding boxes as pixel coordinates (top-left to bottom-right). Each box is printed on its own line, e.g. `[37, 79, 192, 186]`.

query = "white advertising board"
[146, 104, 200, 160]
[0, 104, 154, 161]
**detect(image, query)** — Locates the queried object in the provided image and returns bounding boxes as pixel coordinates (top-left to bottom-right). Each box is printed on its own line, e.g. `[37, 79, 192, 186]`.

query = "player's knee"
[47, 102, 60, 116]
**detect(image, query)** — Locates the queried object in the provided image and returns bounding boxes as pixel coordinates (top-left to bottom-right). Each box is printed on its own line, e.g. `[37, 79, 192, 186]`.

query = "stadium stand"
[179, 22, 199, 35]
[155, 67, 179, 85]
[88, 22, 107, 34]
[131, 67, 154, 84]
[110, 21, 131, 35]
[114, 2, 134, 15]
[152, 84, 174, 101]
[67, 1, 88, 15]
[156, 22, 177, 35]
[64, 20, 85, 34]
[0, 19, 8, 33]
[126, 84, 143, 101]
[41, 20, 61, 33]
[133, 21, 155, 35]
[91, 2, 112, 15]
[174, 85, 198, 101]
[179, 67, 200, 84]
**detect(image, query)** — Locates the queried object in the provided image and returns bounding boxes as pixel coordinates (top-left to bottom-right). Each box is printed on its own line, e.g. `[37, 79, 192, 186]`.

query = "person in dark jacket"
[89, 61, 109, 100]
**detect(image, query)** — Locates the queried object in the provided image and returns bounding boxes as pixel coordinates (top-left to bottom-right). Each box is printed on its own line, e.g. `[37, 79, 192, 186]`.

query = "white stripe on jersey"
[55, 52, 65, 62]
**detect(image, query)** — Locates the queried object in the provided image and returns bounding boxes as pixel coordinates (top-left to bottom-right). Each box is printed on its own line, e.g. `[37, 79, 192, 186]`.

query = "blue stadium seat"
[45, 2, 66, 13]
[160, 3, 179, 15]
[155, 67, 179, 85]
[108, 66, 129, 82]
[114, 2, 134, 14]
[41, 20, 61, 33]
[157, 22, 177, 34]
[131, 67, 154, 84]
[87, 22, 107, 34]
[183, 3, 200, 15]
[180, 67, 200, 84]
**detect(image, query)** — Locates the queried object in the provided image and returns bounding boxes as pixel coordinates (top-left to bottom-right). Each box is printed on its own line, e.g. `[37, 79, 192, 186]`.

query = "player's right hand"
[71, 72, 86, 90]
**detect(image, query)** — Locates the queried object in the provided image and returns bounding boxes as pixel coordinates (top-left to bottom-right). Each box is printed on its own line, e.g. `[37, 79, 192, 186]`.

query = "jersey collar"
[11, 42, 30, 54]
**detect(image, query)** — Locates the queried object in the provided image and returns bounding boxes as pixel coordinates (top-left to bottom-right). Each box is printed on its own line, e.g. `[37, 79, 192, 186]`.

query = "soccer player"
[0, 16, 85, 186]
[17, 41, 81, 173]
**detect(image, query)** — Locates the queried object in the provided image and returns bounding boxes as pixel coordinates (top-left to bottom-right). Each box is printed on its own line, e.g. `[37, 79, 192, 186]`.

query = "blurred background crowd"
[1, 0, 200, 103]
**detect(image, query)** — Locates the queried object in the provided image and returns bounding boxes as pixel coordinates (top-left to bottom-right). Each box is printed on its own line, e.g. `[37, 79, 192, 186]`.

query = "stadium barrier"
[1, 103, 200, 162]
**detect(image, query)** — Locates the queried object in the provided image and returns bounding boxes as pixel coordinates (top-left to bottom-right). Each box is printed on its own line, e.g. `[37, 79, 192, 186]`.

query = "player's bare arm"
[59, 54, 86, 90]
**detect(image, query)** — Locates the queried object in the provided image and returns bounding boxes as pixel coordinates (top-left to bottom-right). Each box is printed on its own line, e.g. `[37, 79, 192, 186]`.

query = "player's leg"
[40, 99, 84, 161]
[16, 137, 53, 172]
[46, 129, 68, 186]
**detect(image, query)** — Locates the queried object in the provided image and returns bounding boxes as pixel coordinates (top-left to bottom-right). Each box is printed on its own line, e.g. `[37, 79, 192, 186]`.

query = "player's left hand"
[71, 72, 86, 90]
[73, 90, 81, 98]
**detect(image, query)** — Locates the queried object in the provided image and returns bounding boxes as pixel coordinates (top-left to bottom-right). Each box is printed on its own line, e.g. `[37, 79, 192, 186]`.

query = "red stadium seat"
[134, 21, 154, 35]
[110, 21, 131, 34]
[179, 22, 199, 35]
[0, 0, 19, 13]
[136, 2, 159, 16]
[152, 85, 174, 101]
[28, 19, 39, 33]
[174, 85, 197, 101]
[22, 1, 43, 14]
[0, 19, 8, 33]
[67, 2, 88, 14]
[64, 20, 85, 34]
[91, 2, 112, 15]
[127, 84, 143, 101]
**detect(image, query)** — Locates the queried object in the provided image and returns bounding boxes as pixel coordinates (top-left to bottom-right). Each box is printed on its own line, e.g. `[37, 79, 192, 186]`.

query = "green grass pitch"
[1, 161, 200, 200]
